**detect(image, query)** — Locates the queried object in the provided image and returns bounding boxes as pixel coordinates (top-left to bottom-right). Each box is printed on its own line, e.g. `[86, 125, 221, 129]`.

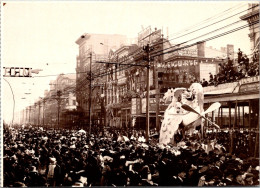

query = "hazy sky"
[1, 1, 255, 124]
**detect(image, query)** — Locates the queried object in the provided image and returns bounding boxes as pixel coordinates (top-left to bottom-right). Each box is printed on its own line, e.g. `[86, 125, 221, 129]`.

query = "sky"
[1, 1, 256, 124]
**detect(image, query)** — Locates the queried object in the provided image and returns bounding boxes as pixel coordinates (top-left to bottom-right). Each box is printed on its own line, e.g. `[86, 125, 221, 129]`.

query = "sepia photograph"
[1, 1, 259, 187]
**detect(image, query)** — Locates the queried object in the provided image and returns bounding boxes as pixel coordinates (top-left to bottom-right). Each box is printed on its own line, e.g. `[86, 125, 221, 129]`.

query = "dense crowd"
[201, 49, 259, 87]
[4, 125, 259, 187]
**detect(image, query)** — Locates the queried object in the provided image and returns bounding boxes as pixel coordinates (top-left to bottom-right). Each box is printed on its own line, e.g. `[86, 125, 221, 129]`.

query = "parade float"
[159, 83, 221, 145]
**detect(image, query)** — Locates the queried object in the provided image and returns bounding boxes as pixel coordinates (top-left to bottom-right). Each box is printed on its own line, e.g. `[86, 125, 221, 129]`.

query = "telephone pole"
[29, 106, 31, 124]
[89, 52, 92, 134]
[57, 90, 62, 129]
[34, 103, 37, 126]
[42, 99, 46, 128]
[38, 101, 41, 127]
[155, 58, 160, 132]
[143, 44, 151, 142]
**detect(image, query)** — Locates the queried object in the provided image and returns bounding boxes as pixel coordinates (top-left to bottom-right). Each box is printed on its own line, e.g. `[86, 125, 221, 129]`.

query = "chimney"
[197, 41, 205, 57]
[227, 44, 234, 60]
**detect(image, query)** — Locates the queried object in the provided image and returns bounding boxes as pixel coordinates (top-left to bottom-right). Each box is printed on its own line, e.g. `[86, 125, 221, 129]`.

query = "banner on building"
[131, 98, 141, 115]
[138, 26, 151, 46]
[141, 98, 168, 113]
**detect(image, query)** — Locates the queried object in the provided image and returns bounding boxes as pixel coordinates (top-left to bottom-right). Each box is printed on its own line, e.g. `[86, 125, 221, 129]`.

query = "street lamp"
[87, 52, 93, 133]
[101, 93, 105, 127]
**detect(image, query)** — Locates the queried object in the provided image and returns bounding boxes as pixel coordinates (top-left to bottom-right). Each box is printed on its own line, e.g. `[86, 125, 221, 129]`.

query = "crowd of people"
[201, 49, 259, 87]
[4, 125, 259, 187]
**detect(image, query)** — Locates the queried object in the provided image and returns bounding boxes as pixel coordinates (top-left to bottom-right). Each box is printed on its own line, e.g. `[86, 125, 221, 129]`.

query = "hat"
[49, 157, 56, 163]
[31, 166, 38, 173]
[199, 166, 209, 174]
[13, 182, 26, 187]
[72, 182, 84, 187]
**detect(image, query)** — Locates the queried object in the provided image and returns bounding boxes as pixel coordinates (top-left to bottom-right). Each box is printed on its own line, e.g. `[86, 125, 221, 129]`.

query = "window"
[73, 100, 76, 105]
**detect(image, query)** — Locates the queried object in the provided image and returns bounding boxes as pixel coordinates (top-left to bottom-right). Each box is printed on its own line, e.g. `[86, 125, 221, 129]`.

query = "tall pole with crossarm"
[89, 52, 92, 134]
[143, 44, 150, 142]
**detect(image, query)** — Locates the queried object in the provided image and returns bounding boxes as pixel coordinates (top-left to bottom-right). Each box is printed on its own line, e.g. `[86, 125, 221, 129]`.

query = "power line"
[92, 20, 257, 80]
[74, 3, 259, 80]
[31, 20, 254, 98]
[151, 4, 259, 52]
[152, 20, 258, 59]
[32, 4, 258, 80]
[150, 19, 244, 58]
[4, 78, 15, 125]
[27, 4, 259, 101]
[171, 3, 246, 37]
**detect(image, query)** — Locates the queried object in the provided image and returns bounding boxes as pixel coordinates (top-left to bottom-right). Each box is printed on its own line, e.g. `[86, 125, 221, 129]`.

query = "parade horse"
[159, 83, 220, 145]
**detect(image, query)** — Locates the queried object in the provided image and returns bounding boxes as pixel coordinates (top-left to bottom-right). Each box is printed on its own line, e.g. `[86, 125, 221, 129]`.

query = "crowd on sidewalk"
[201, 49, 259, 87]
[3, 126, 260, 187]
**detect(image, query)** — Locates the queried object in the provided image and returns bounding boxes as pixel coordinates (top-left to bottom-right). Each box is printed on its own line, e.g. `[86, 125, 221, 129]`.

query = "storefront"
[159, 55, 222, 86]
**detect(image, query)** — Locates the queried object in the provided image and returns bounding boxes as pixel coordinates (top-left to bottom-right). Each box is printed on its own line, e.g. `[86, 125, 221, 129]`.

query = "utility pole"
[57, 90, 62, 129]
[42, 99, 46, 128]
[155, 58, 160, 132]
[38, 101, 41, 127]
[25, 107, 28, 124]
[143, 44, 150, 142]
[29, 106, 31, 124]
[89, 52, 92, 133]
[104, 82, 107, 127]
[155, 37, 163, 132]
[34, 103, 37, 127]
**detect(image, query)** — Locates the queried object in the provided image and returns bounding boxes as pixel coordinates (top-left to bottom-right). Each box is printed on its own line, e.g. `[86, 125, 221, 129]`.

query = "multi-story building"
[74, 29, 239, 131]
[29, 73, 77, 129]
[106, 44, 139, 128]
[75, 33, 127, 128]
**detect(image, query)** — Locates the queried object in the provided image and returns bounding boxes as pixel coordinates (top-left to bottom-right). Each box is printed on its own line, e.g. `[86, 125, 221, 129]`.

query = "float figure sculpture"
[159, 83, 220, 145]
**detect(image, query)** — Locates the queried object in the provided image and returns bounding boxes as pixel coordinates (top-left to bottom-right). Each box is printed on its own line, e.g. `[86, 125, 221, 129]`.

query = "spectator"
[209, 73, 214, 85]
[201, 78, 208, 87]
[3, 126, 259, 187]
[202, 49, 259, 87]
[244, 55, 249, 70]
[237, 48, 243, 64]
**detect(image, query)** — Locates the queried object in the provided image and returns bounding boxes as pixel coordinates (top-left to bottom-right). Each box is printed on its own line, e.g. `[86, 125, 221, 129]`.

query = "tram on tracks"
[203, 75, 259, 157]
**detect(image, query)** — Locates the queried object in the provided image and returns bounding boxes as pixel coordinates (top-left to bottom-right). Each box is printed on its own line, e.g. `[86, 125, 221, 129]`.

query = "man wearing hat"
[46, 157, 57, 186]
[222, 167, 237, 186]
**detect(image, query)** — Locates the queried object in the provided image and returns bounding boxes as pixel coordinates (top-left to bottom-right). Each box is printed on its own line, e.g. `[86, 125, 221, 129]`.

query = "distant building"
[40, 73, 77, 128]
[205, 46, 227, 59]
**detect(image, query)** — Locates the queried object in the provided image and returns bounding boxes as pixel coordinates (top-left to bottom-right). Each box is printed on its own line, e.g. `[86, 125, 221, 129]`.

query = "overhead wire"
[26, 4, 259, 104]
[170, 3, 247, 40]
[149, 4, 259, 53]
[31, 4, 257, 80]
[171, 3, 246, 37]
[150, 21, 243, 58]
[91, 21, 257, 80]
[63, 18, 256, 85]
[4, 78, 15, 125]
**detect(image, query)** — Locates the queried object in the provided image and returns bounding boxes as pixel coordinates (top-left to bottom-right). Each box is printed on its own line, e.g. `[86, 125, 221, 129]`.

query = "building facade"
[75, 33, 127, 128]
[74, 29, 240, 131]
[26, 74, 77, 129]
[240, 3, 260, 53]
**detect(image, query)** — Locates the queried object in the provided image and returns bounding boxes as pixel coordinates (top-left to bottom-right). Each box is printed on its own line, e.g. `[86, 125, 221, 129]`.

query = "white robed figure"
[159, 83, 219, 145]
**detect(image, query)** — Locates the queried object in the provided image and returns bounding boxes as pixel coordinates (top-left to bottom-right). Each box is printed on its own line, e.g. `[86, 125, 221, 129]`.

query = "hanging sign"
[3, 67, 32, 77]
